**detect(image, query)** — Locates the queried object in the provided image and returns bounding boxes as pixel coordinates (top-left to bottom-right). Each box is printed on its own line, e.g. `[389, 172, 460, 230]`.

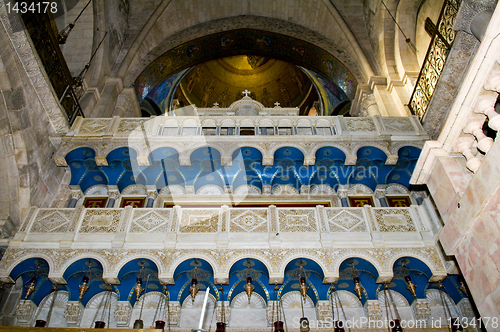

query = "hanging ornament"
[300, 317, 310, 332]
[244, 277, 255, 304]
[299, 277, 309, 300]
[78, 276, 89, 300]
[353, 277, 364, 300]
[25, 277, 37, 300]
[274, 320, 284, 332]
[216, 286, 226, 332]
[190, 278, 199, 302]
[134, 277, 144, 299]
[404, 275, 417, 298]
[459, 281, 468, 297]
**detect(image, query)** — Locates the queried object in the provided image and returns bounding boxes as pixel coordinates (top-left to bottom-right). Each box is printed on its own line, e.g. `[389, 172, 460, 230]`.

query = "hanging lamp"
[439, 284, 463, 332]
[272, 284, 284, 332]
[93, 285, 113, 329]
[329, 285, 347, 332]
[244, 277, 255, 304]
[133, 272, 151, 329]
[215, 286, 226, 332]
[383, 283, 403, 332]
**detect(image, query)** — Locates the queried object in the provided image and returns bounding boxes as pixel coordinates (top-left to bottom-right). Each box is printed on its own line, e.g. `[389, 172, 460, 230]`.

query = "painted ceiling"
[134, 29, 357, 103]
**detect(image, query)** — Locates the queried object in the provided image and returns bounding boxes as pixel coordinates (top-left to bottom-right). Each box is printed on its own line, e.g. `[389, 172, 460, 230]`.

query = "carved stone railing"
[14, 204, 436, 249]
[51, 115, 428, 167]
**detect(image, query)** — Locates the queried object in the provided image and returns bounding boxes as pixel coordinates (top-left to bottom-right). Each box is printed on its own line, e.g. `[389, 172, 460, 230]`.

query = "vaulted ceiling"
[56, 0, 438, 107]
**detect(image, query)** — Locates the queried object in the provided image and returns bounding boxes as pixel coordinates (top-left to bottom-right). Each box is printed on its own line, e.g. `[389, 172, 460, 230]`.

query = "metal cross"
[242, 89, 251, 97]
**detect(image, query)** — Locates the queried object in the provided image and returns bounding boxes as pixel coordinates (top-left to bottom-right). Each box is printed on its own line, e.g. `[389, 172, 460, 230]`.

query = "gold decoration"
[405, 275, 417, 298]
[299, 277, 309, 300]
[244, 277, 255, 304]
[78, 276, 89, 300]
[459, 281, 468, 297]
[353, 277, 364, 300]
[134, 278, 144, 299]
[190, 279, 199, 302]
[25, 278, 36, 300]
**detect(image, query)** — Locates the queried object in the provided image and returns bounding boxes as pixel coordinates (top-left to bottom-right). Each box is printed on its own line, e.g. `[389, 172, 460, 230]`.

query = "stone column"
[146, 185, 158, 208]
[68, 187, 83, 208]
[375, 186, 388, 207]
[337, 185, 349, 207]
[106, 186, 119, 208]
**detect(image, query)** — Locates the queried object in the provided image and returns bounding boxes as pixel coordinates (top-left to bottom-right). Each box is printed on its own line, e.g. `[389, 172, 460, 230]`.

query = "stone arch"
[390, 142, 424, 156]
[167, 255, 220, 279]
[4, 254, 56, 277]
[228, 145, 266, 162]
[311, 144, 349, 159]
[385, 250, 446, 281]
[334, 254, 383, 279]
[278, 255, 327, 280]
[123, 13, 369, 87]
[59, 254, 110, 280]
[352, 144, 390, 160]
[114, 255, 165, 279]
[270, 145, 307, 160]
[225, 256, 272, 280]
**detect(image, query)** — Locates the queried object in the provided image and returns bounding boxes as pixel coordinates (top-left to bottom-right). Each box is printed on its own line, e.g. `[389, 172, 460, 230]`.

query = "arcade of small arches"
[3, 254, 471, 329]
[62, 144, 422, 206]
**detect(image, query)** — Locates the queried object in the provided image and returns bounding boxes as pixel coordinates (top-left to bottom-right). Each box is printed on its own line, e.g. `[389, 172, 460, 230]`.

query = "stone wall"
[0, 24, 71, 233]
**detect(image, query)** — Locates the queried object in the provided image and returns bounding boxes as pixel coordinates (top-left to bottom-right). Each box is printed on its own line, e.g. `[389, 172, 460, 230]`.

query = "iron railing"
[21, 7, 84, 125]
[409, 0, 461, 121]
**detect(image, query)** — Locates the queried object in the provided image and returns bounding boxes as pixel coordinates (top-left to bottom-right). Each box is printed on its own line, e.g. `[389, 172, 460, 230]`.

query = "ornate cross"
[274, 102, 280, 107]
[213, 102, 219, 107]
[242, 89, 251, 97]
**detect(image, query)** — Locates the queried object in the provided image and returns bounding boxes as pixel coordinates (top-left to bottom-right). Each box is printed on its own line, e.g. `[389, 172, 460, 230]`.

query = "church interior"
[0, 0, 499, 331]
